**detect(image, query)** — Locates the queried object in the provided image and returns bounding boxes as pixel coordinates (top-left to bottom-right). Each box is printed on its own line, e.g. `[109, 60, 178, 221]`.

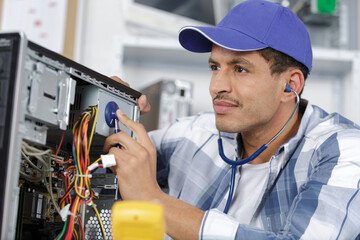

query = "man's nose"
[209, 70, 232, 95]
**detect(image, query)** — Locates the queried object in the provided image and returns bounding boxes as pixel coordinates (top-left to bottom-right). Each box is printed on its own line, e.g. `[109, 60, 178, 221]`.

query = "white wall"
[77, 0, 214, 115]
[76, 0, 125, 76]
[76, 0, 360, 123]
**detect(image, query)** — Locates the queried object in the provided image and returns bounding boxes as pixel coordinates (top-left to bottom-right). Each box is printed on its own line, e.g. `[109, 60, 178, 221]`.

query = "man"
[104, 0, 360, 239]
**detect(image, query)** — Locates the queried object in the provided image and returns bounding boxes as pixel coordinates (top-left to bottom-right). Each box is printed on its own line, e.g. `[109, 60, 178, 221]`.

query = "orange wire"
[55, 131, 74, 164]
[80, 115, 92, 193]
[59, 185, 74, 207]
[85, 119, 90, 168]
[64, 165, 76, 205]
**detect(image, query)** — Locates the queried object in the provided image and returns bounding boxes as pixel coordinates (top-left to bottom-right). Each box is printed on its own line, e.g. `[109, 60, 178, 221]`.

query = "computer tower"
[0, 32, 140, 240]
[140, 79, 193, 131]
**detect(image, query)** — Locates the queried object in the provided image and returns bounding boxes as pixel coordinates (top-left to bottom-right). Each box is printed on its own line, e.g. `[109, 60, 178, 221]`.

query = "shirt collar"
[277, 99, 313, 157]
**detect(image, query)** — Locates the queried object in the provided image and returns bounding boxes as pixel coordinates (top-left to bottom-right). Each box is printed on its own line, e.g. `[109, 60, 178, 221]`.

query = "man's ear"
[282, 68, 304, 102]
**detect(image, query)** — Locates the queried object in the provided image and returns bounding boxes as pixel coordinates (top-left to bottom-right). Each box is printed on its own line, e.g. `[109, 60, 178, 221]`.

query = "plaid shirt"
[149, 100, 360, 240]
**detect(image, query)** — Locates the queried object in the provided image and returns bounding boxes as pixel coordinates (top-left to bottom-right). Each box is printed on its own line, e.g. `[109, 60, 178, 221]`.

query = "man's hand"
[110, 76, 151, 115]
[104, 78, 204, 238]
[103, 108, 204, 240]
[103, 109, 162, 201]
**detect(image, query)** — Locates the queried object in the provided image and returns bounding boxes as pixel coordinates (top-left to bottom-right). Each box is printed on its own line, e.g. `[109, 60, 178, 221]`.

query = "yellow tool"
[111, 201, 165, 240]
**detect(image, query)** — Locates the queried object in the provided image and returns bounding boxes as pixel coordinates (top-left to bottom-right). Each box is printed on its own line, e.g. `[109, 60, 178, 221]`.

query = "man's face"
[209, 45, 285, 134]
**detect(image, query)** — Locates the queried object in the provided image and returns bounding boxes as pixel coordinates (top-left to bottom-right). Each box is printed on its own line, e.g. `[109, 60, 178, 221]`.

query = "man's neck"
[238, 106, 302, 165]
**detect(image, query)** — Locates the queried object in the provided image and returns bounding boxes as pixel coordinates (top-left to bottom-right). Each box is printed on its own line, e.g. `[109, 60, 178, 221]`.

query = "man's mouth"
[213, 97, 240, 114]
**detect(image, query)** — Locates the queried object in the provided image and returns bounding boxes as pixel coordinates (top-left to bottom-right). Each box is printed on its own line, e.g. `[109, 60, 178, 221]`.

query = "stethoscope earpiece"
[285, 84, 292, 92]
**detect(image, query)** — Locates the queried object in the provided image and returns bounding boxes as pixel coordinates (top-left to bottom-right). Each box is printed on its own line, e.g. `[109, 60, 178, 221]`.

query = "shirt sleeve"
[148, 127, 172, 191]
[148, 116, 197, 192]
[200, 209, 239, 240]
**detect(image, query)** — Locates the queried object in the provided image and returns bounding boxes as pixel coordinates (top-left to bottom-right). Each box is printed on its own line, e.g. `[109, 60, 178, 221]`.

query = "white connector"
[87, 162, 99, 171]
[60, 204, 71, 222]
[101, 154, 116, 168]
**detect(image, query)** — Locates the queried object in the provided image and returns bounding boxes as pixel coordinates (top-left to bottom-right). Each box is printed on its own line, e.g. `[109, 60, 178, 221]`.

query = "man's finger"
[109, 76, 149, 115]
[110, 76, 130, 87]
[116, 109, 153, 146]
[138, 95, 151, 115]
[103, 130, 142, 153]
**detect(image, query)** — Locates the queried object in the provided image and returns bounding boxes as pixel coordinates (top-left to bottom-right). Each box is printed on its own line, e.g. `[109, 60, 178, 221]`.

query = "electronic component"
[140, 79, 193, 131]
[105, 101, 120, 128]
[73, 85, 135, 138]
[0, 32, 141, 240]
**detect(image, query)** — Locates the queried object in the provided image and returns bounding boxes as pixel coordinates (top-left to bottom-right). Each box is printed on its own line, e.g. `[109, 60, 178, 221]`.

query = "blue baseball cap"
[179, 0, 312, 72]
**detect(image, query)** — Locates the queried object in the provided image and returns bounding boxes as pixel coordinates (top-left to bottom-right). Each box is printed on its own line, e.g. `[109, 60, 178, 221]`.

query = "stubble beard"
[213, 94, 243, 133]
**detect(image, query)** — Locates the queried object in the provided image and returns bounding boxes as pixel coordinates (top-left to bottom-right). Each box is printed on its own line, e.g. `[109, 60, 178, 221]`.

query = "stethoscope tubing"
[219, 87, 300, 213]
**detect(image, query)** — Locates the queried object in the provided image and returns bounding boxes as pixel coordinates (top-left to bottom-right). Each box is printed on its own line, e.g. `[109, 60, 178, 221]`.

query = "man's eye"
[210, 65, 219, 71]
[236, 66, 246, 73]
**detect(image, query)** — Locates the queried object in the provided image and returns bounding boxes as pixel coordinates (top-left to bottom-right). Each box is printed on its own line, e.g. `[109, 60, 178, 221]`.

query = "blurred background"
[1, 0, 360, 126]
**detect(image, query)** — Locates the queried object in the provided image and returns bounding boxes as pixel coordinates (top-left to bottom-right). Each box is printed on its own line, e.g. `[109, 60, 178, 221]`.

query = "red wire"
[74, 128, 79, 153]
[65, 166, 76, 205]
[65, 197, 82, 240]
[62, 109, 96, 240]
[82, 116, 90, 167]
[83, 191, 94, 205]
[77, 215, 85, 240]
[54, 131, 65, 164]
[54, 131, 73, 164]
[80, 115, 89, 171]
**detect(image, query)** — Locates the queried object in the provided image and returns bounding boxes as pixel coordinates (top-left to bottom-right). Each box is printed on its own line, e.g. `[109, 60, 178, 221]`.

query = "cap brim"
[179, 26, 268, 53]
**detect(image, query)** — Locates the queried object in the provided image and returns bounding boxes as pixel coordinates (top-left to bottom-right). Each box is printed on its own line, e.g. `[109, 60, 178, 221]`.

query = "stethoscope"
[218, 84, 300, 213]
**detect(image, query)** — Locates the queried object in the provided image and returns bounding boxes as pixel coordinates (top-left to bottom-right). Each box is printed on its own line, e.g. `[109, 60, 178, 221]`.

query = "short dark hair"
[258, 47, 309, 80]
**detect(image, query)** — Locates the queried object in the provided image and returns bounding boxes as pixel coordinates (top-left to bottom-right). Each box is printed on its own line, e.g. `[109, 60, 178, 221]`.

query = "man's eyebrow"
[208, 57, 218, 64]
[229, 57, 255, 67]
[208, 56, 255, 68]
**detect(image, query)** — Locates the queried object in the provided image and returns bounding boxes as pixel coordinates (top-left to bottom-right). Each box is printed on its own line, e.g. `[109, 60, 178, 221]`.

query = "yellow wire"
[74, 115, 82, 198]
[81, 107, 98, 196]
[73, 227, 78, 240]
[72, 107, 99, 205]
[92, 189, 99, 199]
[76, 112, 91, 196]
[74, 171, 91, 199]
[84, 169, 91, 196]
[72, 120, 78, 135]
[66, 107, 102, 240]
[76, 112, 97, 199]
[88, 106, 98, 153]
[83, 112, 93, 192]
[92, 201, 107, 240]
[77, 112, 90, 176]
[93, 157, 102, 164]
[83, 107, 97, 192]
[74, 176, 87, 198]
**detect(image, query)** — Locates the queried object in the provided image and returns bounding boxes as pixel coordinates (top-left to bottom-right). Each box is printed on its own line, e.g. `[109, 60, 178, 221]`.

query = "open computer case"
[0, 32, 141, 239]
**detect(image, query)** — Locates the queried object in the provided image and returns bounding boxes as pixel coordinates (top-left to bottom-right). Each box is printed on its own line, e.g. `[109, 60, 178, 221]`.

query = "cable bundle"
[20, 141, 64, 221]
[56, 105, 107, 240]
